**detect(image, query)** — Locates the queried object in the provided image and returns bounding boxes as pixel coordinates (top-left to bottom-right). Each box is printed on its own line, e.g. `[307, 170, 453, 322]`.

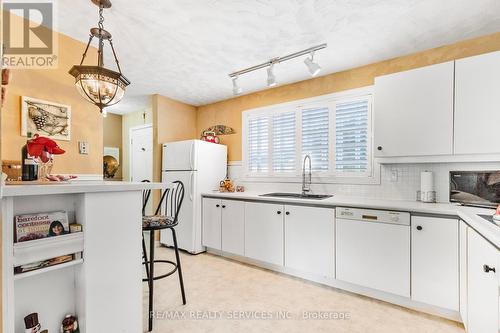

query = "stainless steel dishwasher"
[336, 207, 411, 297]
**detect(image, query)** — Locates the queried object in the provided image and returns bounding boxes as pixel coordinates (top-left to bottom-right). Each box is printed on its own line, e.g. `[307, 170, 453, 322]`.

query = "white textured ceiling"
[55, 0, 500, 114]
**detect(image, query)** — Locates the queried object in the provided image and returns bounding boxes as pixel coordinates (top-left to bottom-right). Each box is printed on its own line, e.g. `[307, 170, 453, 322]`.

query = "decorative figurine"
[61, 314, 79, 333]
[219, 177, 235, 192]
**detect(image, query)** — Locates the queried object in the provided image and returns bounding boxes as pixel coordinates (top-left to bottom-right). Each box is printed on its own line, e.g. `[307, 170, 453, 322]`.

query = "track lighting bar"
[228, 43, 327, 78]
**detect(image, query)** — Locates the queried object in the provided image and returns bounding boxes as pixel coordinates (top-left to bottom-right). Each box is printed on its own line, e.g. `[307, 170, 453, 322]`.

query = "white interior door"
[130, 125, 153, 182]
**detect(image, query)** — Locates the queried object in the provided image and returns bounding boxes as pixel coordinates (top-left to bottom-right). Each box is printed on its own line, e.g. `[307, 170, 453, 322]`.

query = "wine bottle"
[21, 142, 38, 181]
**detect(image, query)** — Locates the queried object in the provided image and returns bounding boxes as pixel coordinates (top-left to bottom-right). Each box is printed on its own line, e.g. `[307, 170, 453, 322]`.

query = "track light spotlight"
[267, 64, 277, 87]
[304, 52, 321, 77]
[232, 76, 242, 95]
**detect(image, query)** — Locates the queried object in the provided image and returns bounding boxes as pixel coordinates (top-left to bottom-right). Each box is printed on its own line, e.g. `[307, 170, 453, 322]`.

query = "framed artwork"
[21, 96, 71, 141]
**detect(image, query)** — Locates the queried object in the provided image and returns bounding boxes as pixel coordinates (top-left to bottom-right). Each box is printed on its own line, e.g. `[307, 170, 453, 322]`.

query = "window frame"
[241, 86, 380, 185]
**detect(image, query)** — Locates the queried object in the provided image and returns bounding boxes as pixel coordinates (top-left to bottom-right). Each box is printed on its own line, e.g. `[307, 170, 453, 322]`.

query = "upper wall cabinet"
[455, 51, 500, 155]
[374, 61, 454, 158]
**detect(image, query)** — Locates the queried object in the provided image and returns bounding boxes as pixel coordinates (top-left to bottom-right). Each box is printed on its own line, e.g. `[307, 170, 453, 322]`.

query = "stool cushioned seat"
[142, 215, 176, 229]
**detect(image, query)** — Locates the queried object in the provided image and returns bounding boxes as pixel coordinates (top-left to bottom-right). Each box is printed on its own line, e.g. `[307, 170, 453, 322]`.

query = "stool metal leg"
[142, 232, 150, 286]
[171, 228, 187, 305]
[148, 230, 155, 332]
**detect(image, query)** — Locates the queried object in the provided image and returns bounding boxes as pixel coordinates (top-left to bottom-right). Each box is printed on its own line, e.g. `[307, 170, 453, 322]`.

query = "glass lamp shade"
[69, 65, 130, 111]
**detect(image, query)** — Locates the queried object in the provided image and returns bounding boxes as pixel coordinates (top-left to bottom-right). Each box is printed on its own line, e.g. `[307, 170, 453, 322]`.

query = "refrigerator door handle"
[189, 171, 194, 201]
[189, 141, 194, 170]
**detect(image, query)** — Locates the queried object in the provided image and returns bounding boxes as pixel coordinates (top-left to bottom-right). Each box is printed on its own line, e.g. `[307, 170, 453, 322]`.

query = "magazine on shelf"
[14, 254, 74, 274]
[14, 211, 70, 242]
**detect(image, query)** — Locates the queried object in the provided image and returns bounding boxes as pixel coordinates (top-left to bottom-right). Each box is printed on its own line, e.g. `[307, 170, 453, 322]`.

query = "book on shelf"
[14, 254, 74, 274]
[14, 211, 70, 242]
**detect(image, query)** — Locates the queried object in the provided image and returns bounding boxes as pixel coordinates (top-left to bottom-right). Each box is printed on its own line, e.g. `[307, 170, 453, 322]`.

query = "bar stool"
[141, 181, 187, 332]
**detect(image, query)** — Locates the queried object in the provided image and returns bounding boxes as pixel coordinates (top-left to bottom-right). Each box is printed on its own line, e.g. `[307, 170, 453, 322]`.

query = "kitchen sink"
[259, 192, 333, 200]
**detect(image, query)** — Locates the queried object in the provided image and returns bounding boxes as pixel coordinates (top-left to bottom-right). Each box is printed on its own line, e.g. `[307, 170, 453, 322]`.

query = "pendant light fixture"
[69, 0, 130, 117]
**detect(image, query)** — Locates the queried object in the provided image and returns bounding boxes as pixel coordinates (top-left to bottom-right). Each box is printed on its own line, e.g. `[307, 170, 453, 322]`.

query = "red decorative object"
[26, 135, 65, 181]
[200, 131, 220, 144]
[26, 134, 65, 158]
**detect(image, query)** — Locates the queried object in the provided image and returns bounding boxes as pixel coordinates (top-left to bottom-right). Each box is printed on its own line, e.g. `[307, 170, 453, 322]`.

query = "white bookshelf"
[14, 259, 84, 281]
[1, 184, 150, 333]
[14, 232, 84, 266]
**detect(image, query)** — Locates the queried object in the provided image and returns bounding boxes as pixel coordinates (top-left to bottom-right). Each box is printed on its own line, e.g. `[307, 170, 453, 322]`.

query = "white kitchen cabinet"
[244, 202, 284, 266]
[202, 198, 245, 255]
[221, 200, 245, 256]
[459, 221, 469, 329]
[202, 198, 222, 250]
[284, 205, 335, 277]
[411, 216, 459, 311]
[374, 61, 454, 157]
[455, 51, 500, 155]
[467, 228, 499, 333]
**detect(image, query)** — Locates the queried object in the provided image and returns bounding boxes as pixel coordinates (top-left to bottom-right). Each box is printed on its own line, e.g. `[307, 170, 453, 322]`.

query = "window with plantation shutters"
[302, 107, 329, 171]
[247, 116, 269, 172]
[335, 99, 370, 174]
[272, 112, 296, 172]
[243, 87, 374, 182]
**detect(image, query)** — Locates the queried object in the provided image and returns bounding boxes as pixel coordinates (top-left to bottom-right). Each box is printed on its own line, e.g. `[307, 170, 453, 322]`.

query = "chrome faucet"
[302, 155, 312, 195]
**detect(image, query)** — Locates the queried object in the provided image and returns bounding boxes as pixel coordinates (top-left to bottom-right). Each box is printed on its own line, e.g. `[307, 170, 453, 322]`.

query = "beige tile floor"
[143, 246, 465, 333]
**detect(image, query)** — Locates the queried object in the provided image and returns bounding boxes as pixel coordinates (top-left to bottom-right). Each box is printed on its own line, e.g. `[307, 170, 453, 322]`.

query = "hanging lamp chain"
[97, 5, 105, 67]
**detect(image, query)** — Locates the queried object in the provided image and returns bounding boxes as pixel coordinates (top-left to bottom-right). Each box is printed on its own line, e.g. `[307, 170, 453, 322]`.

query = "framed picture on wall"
[21, 96, 71, 141]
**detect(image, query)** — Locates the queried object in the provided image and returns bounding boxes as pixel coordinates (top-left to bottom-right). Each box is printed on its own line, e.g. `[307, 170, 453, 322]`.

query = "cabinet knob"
[277, 211, 281, 215]
[222, 205, 226, 208]
[483, 265, 496, 273]
[285, 212, 290, 215]
[377, 146, 383, 151]
[416, 226, 423, 231]
[216, 204, 220, 208]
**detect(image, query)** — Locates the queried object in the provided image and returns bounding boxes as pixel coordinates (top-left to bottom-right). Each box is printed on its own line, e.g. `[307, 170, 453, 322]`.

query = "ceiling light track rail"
[228, 43, 327, 78]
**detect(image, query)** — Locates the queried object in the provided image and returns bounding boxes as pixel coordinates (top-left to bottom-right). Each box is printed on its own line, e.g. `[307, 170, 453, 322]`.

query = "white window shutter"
[247, 116, 269, 172]
[301, 107, 329, 171]
[335, 99, 370, 173]
[272, 112, 296, 172]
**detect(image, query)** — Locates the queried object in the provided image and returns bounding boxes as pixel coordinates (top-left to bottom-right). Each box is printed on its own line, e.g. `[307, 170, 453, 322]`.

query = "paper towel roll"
[420, 171, 434, 193]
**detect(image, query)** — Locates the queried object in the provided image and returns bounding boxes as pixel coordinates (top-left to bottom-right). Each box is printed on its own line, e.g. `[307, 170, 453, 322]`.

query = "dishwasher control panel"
[337, 207, 410, 226]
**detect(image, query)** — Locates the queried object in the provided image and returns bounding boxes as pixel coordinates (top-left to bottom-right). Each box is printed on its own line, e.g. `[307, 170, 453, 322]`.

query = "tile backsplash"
[227, 161, 500, 203]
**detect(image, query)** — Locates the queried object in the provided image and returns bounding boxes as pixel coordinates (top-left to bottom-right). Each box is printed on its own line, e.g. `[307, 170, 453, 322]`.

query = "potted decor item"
[26, 134, 66, 181]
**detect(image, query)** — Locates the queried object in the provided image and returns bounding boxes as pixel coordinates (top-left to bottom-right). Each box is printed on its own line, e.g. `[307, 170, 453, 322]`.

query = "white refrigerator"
[160, 139, 227, 254]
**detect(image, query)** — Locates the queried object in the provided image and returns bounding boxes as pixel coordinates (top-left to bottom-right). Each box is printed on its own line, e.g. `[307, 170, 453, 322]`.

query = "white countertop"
[202, 191, 500, 248]
[1, 181, 165, 197]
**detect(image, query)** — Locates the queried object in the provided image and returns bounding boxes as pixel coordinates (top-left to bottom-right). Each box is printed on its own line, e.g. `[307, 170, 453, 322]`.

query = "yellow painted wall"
[1, 13, 102, 174]
[103, 113, 123, 179]
[196, 31, 500, 162]
[121, 107, 153, 181]
[152, 94, 198, 183]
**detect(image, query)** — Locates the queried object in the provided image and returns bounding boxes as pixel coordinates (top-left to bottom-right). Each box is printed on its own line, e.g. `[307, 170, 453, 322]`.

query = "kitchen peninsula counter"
[1, 181, 163, 333]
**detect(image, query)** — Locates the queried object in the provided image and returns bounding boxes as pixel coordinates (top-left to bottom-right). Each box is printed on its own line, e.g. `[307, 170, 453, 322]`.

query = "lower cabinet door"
[202, 198, 221, 250]
[411, 216, 459, 311]
[244, 202, 284, 266]
[221, 200, 245, 256]
[284, 205, 335, 277]
[467, 228, 499, 333]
